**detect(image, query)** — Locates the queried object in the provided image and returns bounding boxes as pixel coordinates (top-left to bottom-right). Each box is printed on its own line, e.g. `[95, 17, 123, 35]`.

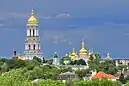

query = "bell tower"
[23, 9, 41, 60]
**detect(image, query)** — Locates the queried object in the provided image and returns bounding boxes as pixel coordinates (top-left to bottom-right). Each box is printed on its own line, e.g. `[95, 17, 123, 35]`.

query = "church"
[12, 9, 95, 62]
[53, 40, 96, 65]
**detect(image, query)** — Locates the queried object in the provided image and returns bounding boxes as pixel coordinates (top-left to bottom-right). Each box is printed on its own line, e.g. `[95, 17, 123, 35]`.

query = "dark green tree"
[77, 59, 86, 65]
[95, 53, 101, 59]
[33, 56, 42, 63]
[119, 73, 127, 84]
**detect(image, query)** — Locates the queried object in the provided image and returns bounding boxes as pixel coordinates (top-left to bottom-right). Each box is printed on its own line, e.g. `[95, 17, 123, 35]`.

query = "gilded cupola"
[79, 39, 87, 54]
[70, 48, 78, 58]
[28, 9, 38, 24]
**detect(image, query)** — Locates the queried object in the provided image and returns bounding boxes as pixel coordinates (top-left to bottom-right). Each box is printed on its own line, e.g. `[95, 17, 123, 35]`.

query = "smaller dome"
[70, 48, 78, 58]
[53, 52, 58, 58]
[80, 48, 87, 54]
[88, 52, 92, 56]
[28, 9, 38, 24]
[79, 40, 87, 54]
[17, 53, 22, 60]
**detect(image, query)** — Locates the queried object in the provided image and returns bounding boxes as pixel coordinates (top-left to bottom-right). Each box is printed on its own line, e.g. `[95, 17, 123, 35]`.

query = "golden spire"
[72, 48, 75, 53]
[70, 48, 78, 58]
[82, 39, 85, 49]
[80, 39, 87, 54]
[31, 8, 34, 16]
[28, 8, 38, 24]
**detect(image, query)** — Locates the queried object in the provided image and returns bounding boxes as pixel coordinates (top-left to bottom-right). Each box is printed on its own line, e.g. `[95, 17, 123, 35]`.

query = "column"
[37, 30, 39, 36]
[31, 44, 33, 50]
[35, 44, 38, 50]
[38, 44, 40, 49]
[35, 29, 37, 36]
[25, 44, 28, 50]
[27, 30, 30, 36]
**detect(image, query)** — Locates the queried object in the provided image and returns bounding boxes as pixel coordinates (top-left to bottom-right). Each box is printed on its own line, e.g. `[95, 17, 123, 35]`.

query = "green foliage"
[118, 65, 128, 71]
[119, 73, 127, 84]
[0, 68, 122, 86]
[5, 59, 26, 69]
[72, 79, 122, 86]
[0, 68, 30, 86]
[0, 58, 8, 63]
[33, 56, 42, 63]
[77, 59, 86, 65]
[88, 59, 100, 71]
[125, 81, 129, 86]
[35, 79, 65, 86]
[25, 60, 40, 70]
[89, 55, 94, 60]
[75, 69, 91, 79]
[94, 53, 101, 59]
[88, 59, 118, 75]
[0, 68, 64, 86]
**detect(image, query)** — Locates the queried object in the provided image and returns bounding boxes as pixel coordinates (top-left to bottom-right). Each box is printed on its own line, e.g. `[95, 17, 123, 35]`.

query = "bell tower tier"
[23, 9, 42, 60]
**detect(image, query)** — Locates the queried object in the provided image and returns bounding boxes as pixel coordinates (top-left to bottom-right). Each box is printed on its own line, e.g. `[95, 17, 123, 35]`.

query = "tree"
[47, 59, 53, 65]
[89, 55, 94, 60]
[33, 56, 42, 63]
[125, 81, 129, 86]
[42, 57, 46, 63]
[5, 59, 25, 69]
[72, 79, 121, 86]
[70, 60, 74, 65]
[88, 59, 100, 71]
[77, 59, 86, 65]
[75, 69, 90, 79]
[25, 60, 40, 70]
[0, 58, 8, 63]
[95, 53, 101, 59]
[34, 79, 65, 86]
[119, 73, 127, 84]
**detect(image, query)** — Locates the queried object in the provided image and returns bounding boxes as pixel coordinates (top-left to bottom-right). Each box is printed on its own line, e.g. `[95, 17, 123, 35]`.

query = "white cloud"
[56, 13, 71, 18]
[38, 16, 52, 20]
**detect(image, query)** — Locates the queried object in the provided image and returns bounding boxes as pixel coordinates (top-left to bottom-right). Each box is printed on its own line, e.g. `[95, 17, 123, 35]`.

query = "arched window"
[33, 29, 35, 37]
[30, 30, 31, 36]
[33, 44, 35, 50]
[28, 44, 31, 50]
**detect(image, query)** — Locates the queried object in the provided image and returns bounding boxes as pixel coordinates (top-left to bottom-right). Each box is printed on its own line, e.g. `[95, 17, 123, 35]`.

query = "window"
[28, 44, 31, 50]
[33, 29, 35, 37]
[33, 45, 35, 50]
[30, 30, 31, 36]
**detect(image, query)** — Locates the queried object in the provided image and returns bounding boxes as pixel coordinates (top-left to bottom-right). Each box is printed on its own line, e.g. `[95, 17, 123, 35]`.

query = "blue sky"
[0, 0, 129, 58]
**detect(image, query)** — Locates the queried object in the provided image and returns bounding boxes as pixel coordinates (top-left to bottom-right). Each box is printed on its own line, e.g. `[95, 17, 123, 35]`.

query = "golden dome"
[28, 9, 38, 24]
[80, 40, 87, 54]
[17, 53, 22, 60]
[88, 52, 92, 56]
[70, 48, 78, 58]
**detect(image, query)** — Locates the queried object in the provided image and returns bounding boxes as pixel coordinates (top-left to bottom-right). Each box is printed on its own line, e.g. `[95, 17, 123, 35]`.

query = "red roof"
[92, 71, 115, 79]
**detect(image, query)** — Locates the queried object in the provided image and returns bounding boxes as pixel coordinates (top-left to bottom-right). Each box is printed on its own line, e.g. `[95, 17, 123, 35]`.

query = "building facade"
[23, 9, 42, 60]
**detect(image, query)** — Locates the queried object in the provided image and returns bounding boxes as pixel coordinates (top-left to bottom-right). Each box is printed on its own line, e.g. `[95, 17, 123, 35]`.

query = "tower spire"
[28, 8, 38, 24]
[82, 39, 85, 49]
[80, 39, 87, 54]
[72, 48, 75, 53]
[31, 8, 34, 16]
